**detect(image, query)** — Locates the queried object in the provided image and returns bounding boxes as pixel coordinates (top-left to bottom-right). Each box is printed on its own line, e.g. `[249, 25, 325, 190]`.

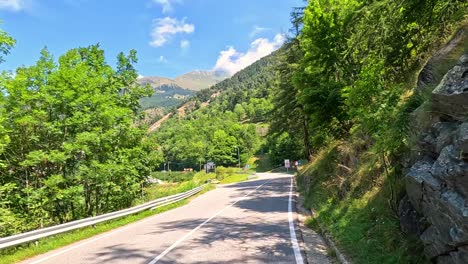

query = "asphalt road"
[21, 173, 306, 264]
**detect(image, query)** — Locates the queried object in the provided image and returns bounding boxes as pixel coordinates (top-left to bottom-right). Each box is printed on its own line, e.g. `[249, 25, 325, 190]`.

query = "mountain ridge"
[138, 70, 229, 92]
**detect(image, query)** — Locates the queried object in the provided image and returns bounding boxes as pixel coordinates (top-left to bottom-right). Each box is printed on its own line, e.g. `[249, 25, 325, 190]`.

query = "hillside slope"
[138, 70, 229, 115]
[148, 49, 282, 170]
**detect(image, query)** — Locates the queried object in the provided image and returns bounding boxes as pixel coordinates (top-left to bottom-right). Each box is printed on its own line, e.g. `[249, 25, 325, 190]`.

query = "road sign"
[285, 159, 290, 169]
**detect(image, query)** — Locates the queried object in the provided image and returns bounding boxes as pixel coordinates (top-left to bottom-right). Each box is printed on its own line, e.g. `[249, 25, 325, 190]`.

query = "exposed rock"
[431, 55, 468, 121]
[406, 160, 438, 212]
[405, 53, 468, 264]
[432, 122, 458, 153]
[459, 122, 468, 157]
[398, 195, 426, 236]
[449, 246, 468, 264]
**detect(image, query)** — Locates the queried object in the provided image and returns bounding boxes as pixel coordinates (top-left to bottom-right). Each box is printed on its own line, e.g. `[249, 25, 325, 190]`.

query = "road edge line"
[148, 179, 270, 264]
[289, 177, 305, 264]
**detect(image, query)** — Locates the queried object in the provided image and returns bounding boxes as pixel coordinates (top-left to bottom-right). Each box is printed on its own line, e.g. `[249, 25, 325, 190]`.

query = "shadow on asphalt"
[155, 216, 293, 264]
[89, 175, 297, 264]
[92, 244, 156, 263]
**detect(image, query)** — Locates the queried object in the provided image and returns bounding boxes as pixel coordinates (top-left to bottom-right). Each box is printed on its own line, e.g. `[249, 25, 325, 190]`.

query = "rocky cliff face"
[403, 54, 468, 263]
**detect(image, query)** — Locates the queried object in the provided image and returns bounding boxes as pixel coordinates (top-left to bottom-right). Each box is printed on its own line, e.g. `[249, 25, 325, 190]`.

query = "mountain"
[174, 70, 229, 91]
[148, 47, 283, 171]
[137, 70, 228, 111]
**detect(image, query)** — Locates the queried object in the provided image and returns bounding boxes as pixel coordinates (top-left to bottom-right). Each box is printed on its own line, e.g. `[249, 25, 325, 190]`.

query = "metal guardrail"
[0, 184, 206, 250]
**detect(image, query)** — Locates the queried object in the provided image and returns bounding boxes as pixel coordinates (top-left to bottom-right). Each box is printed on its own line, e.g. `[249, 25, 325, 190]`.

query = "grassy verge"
[297, 141, 427, 264]
[141, 181, 197, 202]
[219, 173, 250, 184]
[0, 184, 214, 264]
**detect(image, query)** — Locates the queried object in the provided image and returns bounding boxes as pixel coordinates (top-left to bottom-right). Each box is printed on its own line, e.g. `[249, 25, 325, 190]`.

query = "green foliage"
[151, 53, 281, 169]
[139, 85, 194, 110]
[0, 22, 14, 63]
[266, 132, 303, 167]
[274, 0, 467, 262]
[297, 142, 426, 263]
[0, 184, 215, 264]
[192, 172, 216, 185]
[0, 44, 162, 236]
[220, 173, 249, 184]
[151, 171, 195, 183]
[215, 166, 241, 180]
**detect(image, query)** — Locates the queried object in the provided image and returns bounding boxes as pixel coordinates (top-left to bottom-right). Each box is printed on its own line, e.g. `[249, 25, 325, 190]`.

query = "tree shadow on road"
[155, 216, 294, 264]
[89, 175, 299, 263]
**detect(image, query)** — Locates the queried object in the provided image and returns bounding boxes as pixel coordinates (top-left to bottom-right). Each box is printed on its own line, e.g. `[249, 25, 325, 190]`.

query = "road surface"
[21, 173, 306, 264]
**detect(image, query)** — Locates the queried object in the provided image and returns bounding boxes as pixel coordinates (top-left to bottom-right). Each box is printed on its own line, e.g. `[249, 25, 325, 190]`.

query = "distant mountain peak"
[137, 69, 229, 110]
[140, 70, 228, 92]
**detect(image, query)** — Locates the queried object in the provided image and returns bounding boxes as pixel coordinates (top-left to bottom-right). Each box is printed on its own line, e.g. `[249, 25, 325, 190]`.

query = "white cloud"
[149, 17, 195, 47]
[180, 40, 190, 49]
[213, 33, 286, 76]
[153, 0, 181, 14]
[249, 26, 270, 38]
[137, 74, 145, 79]
[158, 55, 168, 63]
[0, 0, 25, 11]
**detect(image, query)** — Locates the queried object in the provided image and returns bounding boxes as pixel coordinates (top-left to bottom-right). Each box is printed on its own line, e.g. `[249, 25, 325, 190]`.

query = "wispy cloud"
[0, 0, 25, 11]
[249, 25, 270, 38]
[149, 17, 195, 47]
[213, 33, 285, 76]
[180, 40, 190, 49]
[152, 0, 181, 14]
[158, 55, 168, 63]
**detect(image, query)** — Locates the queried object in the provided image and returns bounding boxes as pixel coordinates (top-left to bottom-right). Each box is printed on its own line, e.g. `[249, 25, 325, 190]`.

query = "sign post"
[285, 159, 290, 172]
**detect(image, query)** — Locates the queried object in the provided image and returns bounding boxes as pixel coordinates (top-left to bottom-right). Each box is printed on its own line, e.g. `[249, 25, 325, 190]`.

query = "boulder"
[432, 122, 458, 153]
[406, 160, 436, 212]
[431, 55, 468, 121]
[458, 122, 468, 156]
[398, 195, 426, 236]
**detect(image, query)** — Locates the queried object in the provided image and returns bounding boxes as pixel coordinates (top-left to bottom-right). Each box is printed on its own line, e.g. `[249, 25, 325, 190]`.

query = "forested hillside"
[152, 0, 467, 262]
[273, 0, 467, 263]
[151, 50, 281, 170]
[137, 70, 228, 114]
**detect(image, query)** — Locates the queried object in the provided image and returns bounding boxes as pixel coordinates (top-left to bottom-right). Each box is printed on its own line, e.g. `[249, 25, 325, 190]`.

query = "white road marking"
[26, 209, 165, 264]
[25, 192, 200, 264]
[148, 179, 271, 264]
[289, 177, 304, 264]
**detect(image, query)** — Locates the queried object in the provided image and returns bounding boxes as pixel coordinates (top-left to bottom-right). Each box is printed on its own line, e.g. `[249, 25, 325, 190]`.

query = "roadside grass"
[141, 181, 197, 202]
[219, 173, 249, 184]
[297, 141, 427, 264]
[0, 184, 214, 264]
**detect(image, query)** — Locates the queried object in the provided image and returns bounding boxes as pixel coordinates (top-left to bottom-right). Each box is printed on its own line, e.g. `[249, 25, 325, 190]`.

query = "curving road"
[21, 173, 307, 264]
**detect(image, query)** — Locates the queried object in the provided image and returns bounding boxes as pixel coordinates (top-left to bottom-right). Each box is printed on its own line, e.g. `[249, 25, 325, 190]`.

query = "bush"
[151, 172, 195, 183]
[192, 172, 216, 185]
[215, 166, 241, 180]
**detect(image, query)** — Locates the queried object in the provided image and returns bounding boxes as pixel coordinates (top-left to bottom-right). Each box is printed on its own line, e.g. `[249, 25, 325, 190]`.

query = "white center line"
[148, 179, 270, 264]
[289, 177, 304, 264]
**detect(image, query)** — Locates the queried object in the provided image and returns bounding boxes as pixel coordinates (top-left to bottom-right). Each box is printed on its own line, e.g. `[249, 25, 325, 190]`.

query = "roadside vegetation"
[1, 0, 466, 262]
[0, 184, 214, 264]
[0, 169, 217, 263]
[0, 43, 168, 237]
[276, 0, 467, 263]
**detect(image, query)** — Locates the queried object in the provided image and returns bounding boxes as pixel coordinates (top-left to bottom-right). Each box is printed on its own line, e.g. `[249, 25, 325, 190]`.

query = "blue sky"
[0, 0, 304, 78]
